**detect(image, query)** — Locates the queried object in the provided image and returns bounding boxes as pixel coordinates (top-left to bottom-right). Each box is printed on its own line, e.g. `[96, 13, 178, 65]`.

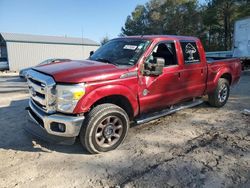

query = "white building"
[0, 33, 100, 71]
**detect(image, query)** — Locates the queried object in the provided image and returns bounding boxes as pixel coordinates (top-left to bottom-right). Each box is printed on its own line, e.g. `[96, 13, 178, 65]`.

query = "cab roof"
[119, 35, 199, 41]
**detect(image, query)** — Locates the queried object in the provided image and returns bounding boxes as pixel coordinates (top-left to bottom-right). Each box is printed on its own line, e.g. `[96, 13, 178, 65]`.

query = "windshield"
[89, 38, 151, 66]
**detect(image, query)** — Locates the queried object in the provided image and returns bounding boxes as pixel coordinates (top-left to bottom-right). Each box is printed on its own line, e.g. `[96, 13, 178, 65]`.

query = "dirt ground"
[0, 72, 249, 188]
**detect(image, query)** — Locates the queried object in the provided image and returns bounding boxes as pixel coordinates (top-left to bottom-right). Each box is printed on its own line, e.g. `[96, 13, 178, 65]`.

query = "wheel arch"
[207, 68, 233, 94]
[213, 67, 232, 86]
[220, 73, 232, 85]
[90, 95, 134, 120]
[74, 84, 139, 119]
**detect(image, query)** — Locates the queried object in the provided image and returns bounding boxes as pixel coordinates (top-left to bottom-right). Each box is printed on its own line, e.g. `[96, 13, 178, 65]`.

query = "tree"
[121, 0, 250, 51]
[121, 0, 203, 36]
[203, 0, 239, 50]
[202, 0, 250, 50]
[100, 35, 109, 45]
[121, 5, 149, 36]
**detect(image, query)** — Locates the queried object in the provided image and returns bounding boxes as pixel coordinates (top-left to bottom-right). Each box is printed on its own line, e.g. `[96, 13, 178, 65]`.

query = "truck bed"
[206, 58, 241, 94]
[207, 57, 239, 63]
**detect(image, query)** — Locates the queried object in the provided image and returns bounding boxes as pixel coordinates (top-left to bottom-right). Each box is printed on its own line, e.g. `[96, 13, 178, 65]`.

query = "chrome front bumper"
[27, 100, 85, 138]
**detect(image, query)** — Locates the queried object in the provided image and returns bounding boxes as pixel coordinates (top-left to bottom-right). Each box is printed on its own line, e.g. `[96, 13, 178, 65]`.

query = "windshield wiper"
[96, 58, 118, 66]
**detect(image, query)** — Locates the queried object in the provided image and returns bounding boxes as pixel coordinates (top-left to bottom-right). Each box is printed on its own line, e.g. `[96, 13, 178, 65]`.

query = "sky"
[0, 0, 206, 43]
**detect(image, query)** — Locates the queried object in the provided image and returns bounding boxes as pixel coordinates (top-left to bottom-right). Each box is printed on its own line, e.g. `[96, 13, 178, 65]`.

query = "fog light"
[58, 123, 66, 132]
[50, 122, 66, 133]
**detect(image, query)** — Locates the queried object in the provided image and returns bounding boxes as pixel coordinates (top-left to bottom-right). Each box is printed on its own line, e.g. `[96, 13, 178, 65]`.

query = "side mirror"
[90, 51, 94, 56]
[142, 57, 165, 76]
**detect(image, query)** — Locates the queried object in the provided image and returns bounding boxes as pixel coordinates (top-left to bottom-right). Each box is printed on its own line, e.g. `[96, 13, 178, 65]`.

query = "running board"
[135, 99, 203, 124]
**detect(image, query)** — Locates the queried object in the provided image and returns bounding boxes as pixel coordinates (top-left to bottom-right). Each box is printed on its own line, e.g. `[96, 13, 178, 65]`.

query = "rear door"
[179, 40, 207, 99]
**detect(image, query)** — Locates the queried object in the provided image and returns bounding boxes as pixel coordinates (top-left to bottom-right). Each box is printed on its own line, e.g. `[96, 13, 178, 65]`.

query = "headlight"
[56, 84, 85, 113]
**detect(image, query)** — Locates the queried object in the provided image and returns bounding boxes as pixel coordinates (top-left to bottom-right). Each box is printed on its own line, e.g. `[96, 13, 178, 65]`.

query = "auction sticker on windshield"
[123, 45, 138, 50]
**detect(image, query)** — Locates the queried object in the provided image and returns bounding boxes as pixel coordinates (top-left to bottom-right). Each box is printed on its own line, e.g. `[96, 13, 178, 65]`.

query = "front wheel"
[208, 78, 230, 107]
[79, 103, 129, 154]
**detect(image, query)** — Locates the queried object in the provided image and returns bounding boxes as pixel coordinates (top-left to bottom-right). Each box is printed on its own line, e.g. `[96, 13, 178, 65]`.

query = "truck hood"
[33, 60, 128, 83]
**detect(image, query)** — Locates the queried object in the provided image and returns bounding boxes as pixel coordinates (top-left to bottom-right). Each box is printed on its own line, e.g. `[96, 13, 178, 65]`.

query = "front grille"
[32, 98, 46, 110]
[35, 92, 45, 99]
[28, 77, 44, 87]
[26, 70, 56, 113]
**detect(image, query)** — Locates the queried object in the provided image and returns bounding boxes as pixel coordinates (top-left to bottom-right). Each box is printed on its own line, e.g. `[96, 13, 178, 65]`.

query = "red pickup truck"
[26, 35, 241, 154]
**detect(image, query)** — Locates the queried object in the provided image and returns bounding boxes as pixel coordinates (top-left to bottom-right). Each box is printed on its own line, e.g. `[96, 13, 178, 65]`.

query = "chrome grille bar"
[32, 95, 46, 106]
[26, 69, 56, 114]
[27, 79, 45, 94]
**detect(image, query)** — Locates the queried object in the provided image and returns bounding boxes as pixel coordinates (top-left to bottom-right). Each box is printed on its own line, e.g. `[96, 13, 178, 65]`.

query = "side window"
[180, 41, 200, 64]
[148, 41, 178, 67]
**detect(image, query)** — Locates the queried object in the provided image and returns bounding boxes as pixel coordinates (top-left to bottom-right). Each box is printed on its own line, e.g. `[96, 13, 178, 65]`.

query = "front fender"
[73, 84, 139, 116]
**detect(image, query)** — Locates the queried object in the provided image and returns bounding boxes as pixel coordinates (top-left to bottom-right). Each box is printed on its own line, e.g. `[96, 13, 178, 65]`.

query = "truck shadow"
[0, 98, 88, 155]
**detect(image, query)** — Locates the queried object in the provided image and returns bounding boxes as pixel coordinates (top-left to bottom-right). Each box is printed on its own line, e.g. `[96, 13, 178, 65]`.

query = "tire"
[208, 78, 230, 107]
[79, 103, 129, 154]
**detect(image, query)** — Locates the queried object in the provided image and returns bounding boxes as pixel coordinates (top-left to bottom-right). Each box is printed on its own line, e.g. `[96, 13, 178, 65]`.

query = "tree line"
[121, 0, 250, 51]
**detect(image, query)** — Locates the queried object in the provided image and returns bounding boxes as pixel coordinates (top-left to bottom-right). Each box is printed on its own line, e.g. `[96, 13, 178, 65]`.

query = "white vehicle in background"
[0, 57, 9, 71]
[233, 17, 250, 69]
[206, 17, 250, 70]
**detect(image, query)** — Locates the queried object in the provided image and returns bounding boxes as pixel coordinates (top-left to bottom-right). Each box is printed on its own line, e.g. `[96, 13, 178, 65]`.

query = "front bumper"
[26, 100, 85, 139]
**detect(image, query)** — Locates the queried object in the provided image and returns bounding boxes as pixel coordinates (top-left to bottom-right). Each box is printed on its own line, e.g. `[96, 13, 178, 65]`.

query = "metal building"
[0, 33, 100, 71]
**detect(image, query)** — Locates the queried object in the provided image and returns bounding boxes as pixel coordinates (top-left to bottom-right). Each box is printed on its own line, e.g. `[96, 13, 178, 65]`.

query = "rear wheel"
[79, 103, 129, 154]
[208, 78, 230, 107]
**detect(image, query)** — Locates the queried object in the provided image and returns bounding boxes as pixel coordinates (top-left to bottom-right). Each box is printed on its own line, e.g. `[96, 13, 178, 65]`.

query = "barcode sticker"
[123, 45, 138, 50]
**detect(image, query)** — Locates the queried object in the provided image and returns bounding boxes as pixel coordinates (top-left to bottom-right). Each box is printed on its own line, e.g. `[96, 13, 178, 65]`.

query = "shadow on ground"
[0, 98, 88, 155]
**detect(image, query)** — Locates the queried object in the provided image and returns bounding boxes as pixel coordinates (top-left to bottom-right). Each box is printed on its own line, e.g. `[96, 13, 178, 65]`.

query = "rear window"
[180, 41, 200, 64]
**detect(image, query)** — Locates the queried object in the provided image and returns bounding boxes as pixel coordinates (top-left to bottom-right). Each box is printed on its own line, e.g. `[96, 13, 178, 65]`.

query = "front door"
[138, 41, 184, 113]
